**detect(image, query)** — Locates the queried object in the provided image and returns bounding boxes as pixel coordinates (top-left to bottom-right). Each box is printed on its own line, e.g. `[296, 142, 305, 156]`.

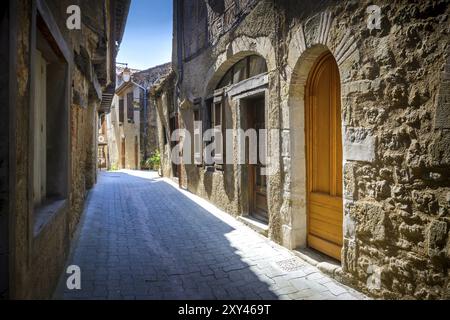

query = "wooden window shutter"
[119, 98, 124, 123]
[194, 112, 202, 165]
[213, 90, 224, 165]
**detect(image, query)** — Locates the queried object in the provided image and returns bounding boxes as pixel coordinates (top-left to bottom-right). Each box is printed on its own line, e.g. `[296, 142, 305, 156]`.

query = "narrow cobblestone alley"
[54, 171, 366, 300]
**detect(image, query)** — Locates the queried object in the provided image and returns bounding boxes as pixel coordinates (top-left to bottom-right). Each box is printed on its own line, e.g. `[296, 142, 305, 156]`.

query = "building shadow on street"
[54, 171, 279, 300]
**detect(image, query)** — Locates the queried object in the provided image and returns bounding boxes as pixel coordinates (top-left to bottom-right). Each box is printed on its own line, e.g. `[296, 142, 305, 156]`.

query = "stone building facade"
[106, 63, 171, 170]
[151, 70, 179, 180]
[0, 0, 129, 299]
[107, 69, 143, 170]
[130, 63, 172, 164]
[155, 0, 450, 299]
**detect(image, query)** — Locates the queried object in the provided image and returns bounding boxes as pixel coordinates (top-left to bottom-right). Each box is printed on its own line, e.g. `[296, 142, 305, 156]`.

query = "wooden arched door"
[305, 52, 343, 261]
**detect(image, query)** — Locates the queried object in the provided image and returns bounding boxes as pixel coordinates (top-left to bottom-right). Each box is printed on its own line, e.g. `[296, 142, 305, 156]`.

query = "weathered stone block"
[375, 180, 391, 201]
[434, 94, 450, 129]
[342, 80, 372, 96]
[303, 14, 320, 49]
[281, 130, 290, 157]
[344, 128, 376, 162]
[342, 238, 358, 274]
[343, 162, 357, 200]
[412, 190, 439, 215]
[430, 130, 450, 166]
[343, 209, 356, 239]
[356, 204, 388, 243]
[399, 222, 424, 242]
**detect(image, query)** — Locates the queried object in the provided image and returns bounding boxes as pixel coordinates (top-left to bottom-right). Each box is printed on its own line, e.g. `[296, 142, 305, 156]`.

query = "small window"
[127, 92, 134, 123]
[32, 16, 69, 208]
[216, 55, 267, 90]
[119, 98, 124, 123]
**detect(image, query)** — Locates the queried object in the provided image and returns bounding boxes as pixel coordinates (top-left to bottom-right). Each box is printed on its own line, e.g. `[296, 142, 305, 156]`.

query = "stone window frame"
[29, 0, 72, 239]
[202, 55, 268, 172]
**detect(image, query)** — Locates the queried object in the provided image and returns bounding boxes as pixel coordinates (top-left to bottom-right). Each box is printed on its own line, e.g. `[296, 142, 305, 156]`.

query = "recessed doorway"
[305, 52, 343, 261]
[242, 95, 268, 223]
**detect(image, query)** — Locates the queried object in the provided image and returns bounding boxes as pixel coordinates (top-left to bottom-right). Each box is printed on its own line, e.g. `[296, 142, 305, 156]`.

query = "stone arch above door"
[286, 13, 360, 90]
[202, 35, 276, 97]
[279, 10, 360, 250]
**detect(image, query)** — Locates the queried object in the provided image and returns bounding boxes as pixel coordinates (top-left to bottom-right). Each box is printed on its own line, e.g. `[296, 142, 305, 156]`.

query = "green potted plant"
[145, 150, 161, 171]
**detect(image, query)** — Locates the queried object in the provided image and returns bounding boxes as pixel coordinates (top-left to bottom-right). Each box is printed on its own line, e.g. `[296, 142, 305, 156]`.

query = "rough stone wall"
[146, 97, 159, 159]
[124, 86, 140, 169]
[321, 0, 449, 299]
[141, 91, 159, 163]
[7, 0, 121, 299]
[152, 72, 176, 179]
[169, 0, 280, 217]
[0, 1, 10, 299]
[171, 0, 450, 299]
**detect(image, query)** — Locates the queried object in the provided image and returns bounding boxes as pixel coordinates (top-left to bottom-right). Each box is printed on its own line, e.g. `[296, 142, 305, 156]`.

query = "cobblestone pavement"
[54, 170, 367, 300]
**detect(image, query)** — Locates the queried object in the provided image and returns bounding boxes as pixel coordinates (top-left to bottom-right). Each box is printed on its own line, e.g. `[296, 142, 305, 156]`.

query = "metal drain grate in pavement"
[275, 258, 304, 272]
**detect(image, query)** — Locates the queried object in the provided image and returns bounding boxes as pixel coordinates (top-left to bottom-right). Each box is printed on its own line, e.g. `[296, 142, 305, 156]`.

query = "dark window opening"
[33, 16, 69, 208]
[127, 92, 134, 123]
[119, 98, 124, 124]
[216, 55, 267, 90]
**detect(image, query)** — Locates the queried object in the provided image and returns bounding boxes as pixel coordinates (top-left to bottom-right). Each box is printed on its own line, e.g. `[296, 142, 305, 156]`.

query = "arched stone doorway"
[305, 51, 343, 261]
[287, 44, 346, 260]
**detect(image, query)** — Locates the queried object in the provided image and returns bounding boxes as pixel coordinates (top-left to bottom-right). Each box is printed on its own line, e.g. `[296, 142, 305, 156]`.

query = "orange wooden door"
[306, 52, 343, 261]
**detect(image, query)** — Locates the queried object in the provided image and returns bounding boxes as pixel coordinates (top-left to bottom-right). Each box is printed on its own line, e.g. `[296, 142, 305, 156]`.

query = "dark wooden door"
[306, 52, 343, 261]
[247, 97, 268, 221]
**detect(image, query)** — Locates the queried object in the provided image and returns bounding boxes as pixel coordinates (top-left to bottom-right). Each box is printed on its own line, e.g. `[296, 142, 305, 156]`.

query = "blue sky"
[117, 0, 173, 70]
